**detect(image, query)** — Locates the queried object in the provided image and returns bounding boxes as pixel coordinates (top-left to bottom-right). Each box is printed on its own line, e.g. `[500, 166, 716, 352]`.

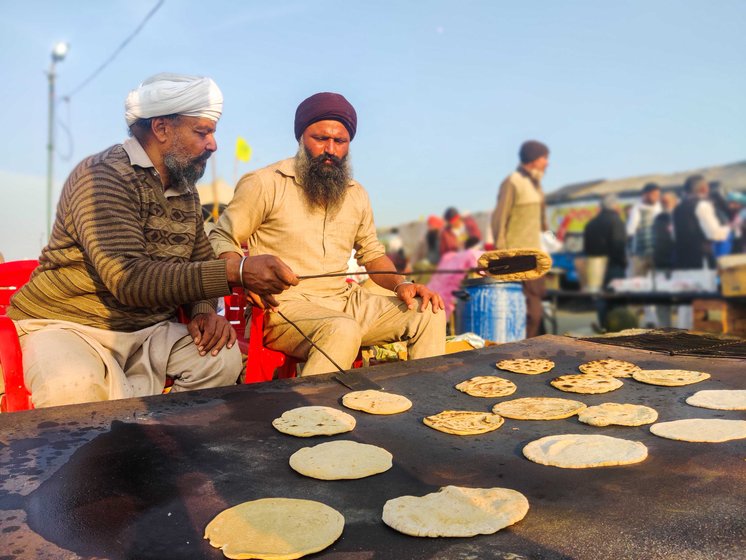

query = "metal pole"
[46, 60, 56, 239]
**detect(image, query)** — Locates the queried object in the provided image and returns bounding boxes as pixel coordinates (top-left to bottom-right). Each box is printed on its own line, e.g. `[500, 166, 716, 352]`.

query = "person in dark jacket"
[583, 194, 627, 287]
[583, 195, 627, 331]
[652, 191, 678, 270]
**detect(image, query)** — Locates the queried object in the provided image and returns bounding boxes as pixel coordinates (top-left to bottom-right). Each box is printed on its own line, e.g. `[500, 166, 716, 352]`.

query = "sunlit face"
[644, 189, 661, 205]
[163, 116, 217, 186]
[532, 155, 549, 173]
[301, 120, 350, 162]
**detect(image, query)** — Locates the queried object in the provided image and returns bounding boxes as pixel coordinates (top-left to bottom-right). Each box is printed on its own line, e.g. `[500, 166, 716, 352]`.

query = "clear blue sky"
[1, 0, 745, 260]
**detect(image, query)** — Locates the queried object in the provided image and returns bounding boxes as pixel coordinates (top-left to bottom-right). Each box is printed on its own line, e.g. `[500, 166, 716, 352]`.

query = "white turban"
[124, 72, 223, 126]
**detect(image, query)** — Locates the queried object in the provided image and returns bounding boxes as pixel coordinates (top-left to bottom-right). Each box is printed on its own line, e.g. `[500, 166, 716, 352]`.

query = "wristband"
[238, 256, 248, 289]
[393, 280, 414, 292]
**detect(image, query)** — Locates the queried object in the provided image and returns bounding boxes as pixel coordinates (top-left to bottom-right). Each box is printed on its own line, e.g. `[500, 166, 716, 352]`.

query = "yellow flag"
[235, 137, 252, 162]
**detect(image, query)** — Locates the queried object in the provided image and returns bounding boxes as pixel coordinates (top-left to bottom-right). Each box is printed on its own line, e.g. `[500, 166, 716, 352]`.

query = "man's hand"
[242, 254, 298, 308]
[395, 282, 445, 313]
[188, 312, 237, 356]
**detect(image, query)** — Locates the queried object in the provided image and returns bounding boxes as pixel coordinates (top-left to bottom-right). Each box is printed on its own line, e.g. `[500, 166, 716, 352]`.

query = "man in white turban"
[7, 72, 297, 408]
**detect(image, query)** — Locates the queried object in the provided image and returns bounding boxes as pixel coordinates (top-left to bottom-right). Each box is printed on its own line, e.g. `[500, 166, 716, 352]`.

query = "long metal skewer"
[276, 310, 348, 373]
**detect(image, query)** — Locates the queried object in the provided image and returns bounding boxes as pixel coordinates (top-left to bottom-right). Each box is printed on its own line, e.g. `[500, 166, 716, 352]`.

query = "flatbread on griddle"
[382, 485, 529, 538]
[650, 419, 746, 442]
[341, 390, 412, 414]
[578, 359, 641, 378]
[289, 440, 393, 480]
[423, 410, 504, 435]
[551, 374, 623, 394]
[523, 434, 648, 468]
[272, 406, 356, 437]
[491, 397, 586, 420]
[205, 498, 344, 559]
[577, 403, 658, 427]
[455, 376, 517, 398]
[686, 390, 746, 411]
[496, 358, 555, 375]
[632, 369, 711, 387]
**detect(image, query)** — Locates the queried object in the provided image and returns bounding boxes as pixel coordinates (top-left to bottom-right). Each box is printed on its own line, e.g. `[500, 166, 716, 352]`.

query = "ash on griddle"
[581, 328, 746, 358]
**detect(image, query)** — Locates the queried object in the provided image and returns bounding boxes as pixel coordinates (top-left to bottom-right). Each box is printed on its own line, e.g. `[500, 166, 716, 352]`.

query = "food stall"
[0, 334, 743, 559]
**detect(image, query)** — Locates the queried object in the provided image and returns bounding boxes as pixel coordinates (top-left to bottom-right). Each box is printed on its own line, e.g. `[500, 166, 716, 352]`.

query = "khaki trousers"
[522, 277, 546, 338]
[15, 319, 241, 408]
[264, 284, 446, 376]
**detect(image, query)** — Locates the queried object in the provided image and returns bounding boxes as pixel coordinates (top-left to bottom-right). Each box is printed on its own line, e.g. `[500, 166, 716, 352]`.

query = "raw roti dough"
[491, 397, 586, 420]
[455, 376, 517, 398]
[632, 369, 711, 386]
[382, 485, 529, 537]
[523, 434, 648, 468]
[423, 410, 504, 435]
[289, 440, 393, 480]
[578, 359, 641, 378]
[578, 403, 658, 427]
[496, 358, 555, 375]
[272, 406, 356, 437]
[341, 390, 412, 414]
[551, 374, 623, 394]
[205, 498, 344, 559]
[650, 419, 746, 442]
[686, 389, 746, 411]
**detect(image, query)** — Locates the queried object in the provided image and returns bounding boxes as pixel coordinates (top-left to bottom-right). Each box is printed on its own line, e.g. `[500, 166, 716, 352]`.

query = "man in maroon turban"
[210, 92, 446, 375]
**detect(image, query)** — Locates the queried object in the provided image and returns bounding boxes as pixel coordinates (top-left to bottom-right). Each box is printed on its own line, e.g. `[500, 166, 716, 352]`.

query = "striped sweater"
[8, 142, 230, 331]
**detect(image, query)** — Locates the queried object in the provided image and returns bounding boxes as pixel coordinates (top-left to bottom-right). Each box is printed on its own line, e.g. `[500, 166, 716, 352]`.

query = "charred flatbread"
[632, 369, 711, 387]
[423, 410, 504, 435]
[523, 434, 648, 468]
[577, 403, 658, 427]
[491, 397, 586, 420]
[578, 359, 641, 378]
[382, 485, 529, 538]
[205, 498, 344, 559]
[551, 374, 623, 394]
[496, 358, 555, 375]
[477, 248, 552, 282]
[455, 376, 517, 398]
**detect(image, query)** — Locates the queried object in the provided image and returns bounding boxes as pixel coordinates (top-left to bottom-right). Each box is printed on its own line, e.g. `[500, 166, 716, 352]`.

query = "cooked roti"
[550, 374, 623, 394]
[632, 369, 711, 386]
[382, 485, 529, 538]
[523, 434, 648, 468]
[341, 390, 412, 415]
[423, 410, 504, 435]
[491, 397, 586, 420]
[577, 403, 658, 427]
[478, 248, 552, 282]
[455, 376, 517, 398]
[686, 390, 746, 411]
[272, 406, 356, 437]
[289, 440, 393, 480]
[205, 498, 344, 559]
[650, 419, 746, 442]
[578, 359, 641, 378]
[496, 358, 555, 375]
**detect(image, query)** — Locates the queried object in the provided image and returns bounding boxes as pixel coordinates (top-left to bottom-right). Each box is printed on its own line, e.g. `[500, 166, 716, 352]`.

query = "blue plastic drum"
[455, 278, 526, 342]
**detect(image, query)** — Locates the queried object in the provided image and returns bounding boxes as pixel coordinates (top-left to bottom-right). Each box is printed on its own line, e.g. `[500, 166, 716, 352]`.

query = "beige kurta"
[209, 158, 445, 375]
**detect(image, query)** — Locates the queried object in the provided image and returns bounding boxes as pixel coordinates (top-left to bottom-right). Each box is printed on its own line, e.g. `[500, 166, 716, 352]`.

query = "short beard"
[295, 143, 352, 214]
[163, 136, 210, 191]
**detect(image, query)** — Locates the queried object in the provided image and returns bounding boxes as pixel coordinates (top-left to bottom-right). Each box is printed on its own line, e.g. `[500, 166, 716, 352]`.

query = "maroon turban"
[519, 140, 550, 164]
[294, 92, 357, 141]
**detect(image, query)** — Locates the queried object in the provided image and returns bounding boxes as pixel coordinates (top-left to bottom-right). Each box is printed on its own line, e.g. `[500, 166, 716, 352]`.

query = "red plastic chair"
[0, 260, 39, 412]
[245, 306, 298, 382]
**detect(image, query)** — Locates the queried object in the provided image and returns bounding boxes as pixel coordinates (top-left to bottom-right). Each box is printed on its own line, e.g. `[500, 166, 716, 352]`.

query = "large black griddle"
[0, 334, 744, 559]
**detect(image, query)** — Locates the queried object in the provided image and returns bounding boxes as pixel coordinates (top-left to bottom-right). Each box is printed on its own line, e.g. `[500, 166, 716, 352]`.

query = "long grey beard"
[295, 143, 352, 215]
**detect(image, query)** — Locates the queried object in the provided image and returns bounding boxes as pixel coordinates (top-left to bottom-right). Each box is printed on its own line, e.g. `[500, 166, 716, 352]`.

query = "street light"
[46, 41, 69, 238]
